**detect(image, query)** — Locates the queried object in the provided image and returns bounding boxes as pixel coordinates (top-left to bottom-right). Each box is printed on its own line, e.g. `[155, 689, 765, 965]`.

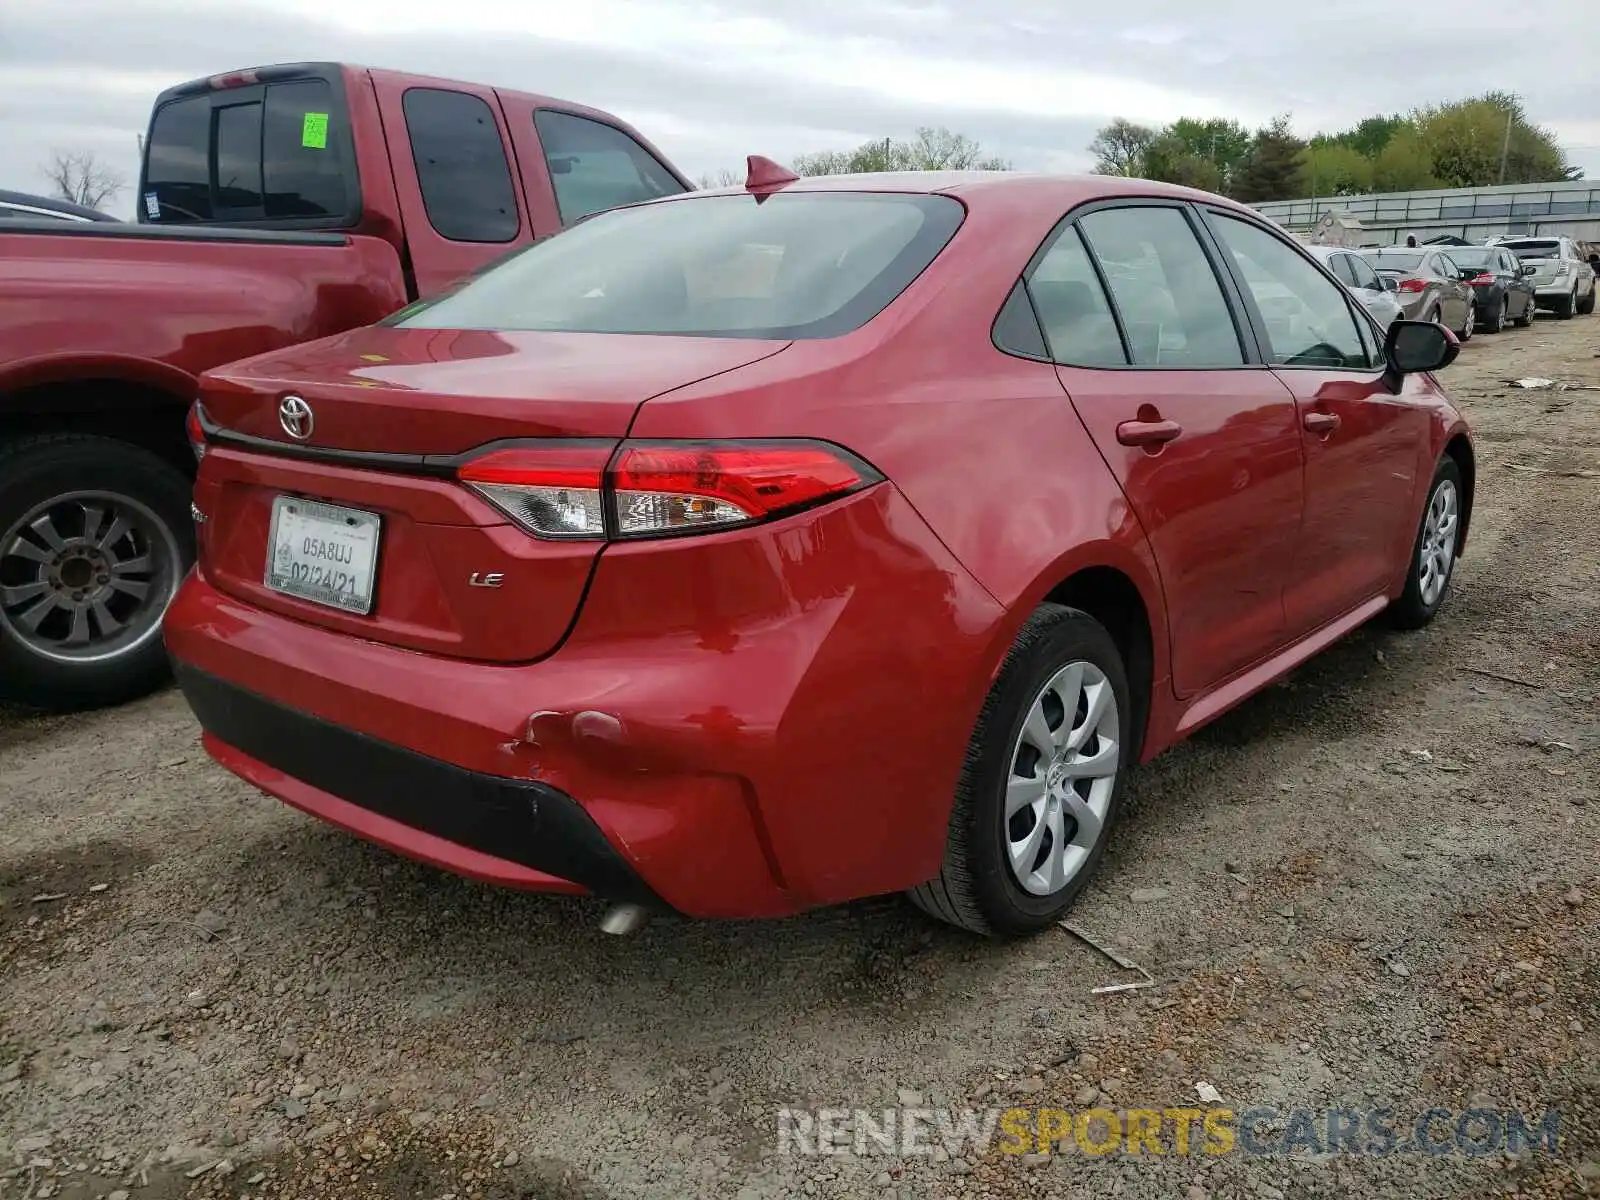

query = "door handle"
[1303, 411, 1341, 435]
[1116, 418, 1183, 447]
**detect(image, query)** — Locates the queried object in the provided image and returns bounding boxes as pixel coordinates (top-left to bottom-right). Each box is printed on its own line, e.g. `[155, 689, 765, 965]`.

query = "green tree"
[1371, 125, 1437, 192]
[1142, 132, 1223, 191]
[1088, 118, 1158, 177]
[1297, 143, 1374, 197]
[1230, 115, 1306, 202]
[1165, 117, 1252, 182]
[792, 128, 1010, 176]
[1413, 93, 1572, 187]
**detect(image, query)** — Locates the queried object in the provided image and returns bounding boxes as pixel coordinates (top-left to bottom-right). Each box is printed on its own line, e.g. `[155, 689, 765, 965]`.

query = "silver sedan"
[1303, 245, 1405, 331]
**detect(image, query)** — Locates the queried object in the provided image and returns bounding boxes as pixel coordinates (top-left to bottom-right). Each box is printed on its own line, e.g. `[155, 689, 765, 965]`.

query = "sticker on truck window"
[144, 192, 160, 219]
[301, 112, 329, 150]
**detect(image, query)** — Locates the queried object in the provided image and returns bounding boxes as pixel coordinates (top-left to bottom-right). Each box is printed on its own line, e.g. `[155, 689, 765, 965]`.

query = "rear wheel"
[1485, 295, 1507, 333]
[1512, 293, 1534, 327]
[1557, 288, 1577, 320]
[1387, 457, 1463, 631]
[1579, 285, 1596, 315]
[0, 435, 194, 711]
[908, 604, 1132, 937]
[1456, 302, 1475, 341]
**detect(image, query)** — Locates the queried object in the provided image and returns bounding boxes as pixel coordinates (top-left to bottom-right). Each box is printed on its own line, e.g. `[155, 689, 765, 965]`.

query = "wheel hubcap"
[0, 492, 180, 664]
[1418, 480, 1458, 607]
[1005, 661, 1121, 897]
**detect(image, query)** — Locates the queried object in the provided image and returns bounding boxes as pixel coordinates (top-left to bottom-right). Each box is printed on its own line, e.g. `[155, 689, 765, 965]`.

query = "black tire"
[1556, 289, 1576, 320]
[0, 434, 195, 712]
[908, 604, 1133, 937]
[1579, 286, 1596, 316]
[1512, 295, 1534, 328]
[1386, 457, 1463, 631]
[1484, 296, 1506, 334]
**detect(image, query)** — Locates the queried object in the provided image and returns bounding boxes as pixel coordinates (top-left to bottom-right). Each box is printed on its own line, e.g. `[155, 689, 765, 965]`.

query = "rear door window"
[1346, 254, 1383, 292]
[1076, 205, 1245, 367]
[533, 110, 686, 224]
[402, 88, 520, 243]
[1025, 227, 1127, 366]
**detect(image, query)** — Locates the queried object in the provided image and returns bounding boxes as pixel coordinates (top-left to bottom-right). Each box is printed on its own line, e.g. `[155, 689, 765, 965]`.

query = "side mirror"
[1384, 319, 1458, 389]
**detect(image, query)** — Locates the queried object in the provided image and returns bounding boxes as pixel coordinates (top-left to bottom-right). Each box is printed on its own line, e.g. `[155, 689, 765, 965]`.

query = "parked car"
[1436, 245, 1536, 332]
[0, 189, 121, 223]
[164, 166, 1473, 937]
[0, 61, 690, 712]
[1488, 235, 1596, 318]
[1359, 247, 1476, 339]
[1303, 244, 1404, 329]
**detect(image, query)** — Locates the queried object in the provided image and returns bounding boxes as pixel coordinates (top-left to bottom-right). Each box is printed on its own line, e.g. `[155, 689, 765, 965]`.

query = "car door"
[1203, 209, 1432, 635]
[1436, 253, 1472, 329]
[1031, 202, 1305, 697]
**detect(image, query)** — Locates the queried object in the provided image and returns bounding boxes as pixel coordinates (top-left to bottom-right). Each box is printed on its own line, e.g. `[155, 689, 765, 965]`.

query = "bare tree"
[793, 128, 1011, 176]
[1087, 119, 1157, 177]
[42, 150, 126, 211]
[695, 168, 744, 189]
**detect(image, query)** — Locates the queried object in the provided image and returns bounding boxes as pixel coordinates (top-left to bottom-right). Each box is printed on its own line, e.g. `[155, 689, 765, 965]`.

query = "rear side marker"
[457, 440, 883, 541]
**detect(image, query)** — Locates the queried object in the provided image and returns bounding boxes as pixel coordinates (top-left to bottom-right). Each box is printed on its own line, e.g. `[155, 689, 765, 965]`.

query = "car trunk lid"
[194, 326, 789, 662]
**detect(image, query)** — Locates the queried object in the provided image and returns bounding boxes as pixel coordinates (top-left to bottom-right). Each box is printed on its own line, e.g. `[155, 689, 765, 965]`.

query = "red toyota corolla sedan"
[165, 164, 1472, 937]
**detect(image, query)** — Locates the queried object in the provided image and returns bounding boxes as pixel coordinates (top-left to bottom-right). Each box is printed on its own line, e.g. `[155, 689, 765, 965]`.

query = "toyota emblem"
[278, 394, 314, 440]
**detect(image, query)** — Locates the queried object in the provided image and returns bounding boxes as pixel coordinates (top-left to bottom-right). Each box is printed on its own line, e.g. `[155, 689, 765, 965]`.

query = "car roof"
[675, 170, 1270, 220]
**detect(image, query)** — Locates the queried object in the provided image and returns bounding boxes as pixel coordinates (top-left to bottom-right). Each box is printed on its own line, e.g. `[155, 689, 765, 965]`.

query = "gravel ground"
[2, 314, 1597, 1200]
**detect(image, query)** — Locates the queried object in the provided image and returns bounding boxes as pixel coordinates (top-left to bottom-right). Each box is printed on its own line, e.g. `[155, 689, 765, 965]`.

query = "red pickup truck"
[0, 61, 690, 711]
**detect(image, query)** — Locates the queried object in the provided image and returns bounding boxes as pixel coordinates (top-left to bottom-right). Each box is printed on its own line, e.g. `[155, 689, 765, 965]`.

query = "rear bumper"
[175, 661, 664, 905]
[164, 484, 1007, 919]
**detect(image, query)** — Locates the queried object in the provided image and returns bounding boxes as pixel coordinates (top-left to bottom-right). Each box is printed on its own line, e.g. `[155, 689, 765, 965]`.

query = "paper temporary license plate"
[264, 496, 381, 614]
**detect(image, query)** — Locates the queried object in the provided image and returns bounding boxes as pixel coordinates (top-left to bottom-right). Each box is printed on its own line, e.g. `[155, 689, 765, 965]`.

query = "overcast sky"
[4, 0, 1597, 218]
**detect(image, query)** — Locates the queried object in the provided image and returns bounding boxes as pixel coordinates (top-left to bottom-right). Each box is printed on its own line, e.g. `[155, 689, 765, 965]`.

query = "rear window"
[1446, 248, 1495, 268]
[142, 78, 353, 224]
[392, 192, 965, 340]
[1505, 241, 1562, 260]
[1366, 250, 1423, 270]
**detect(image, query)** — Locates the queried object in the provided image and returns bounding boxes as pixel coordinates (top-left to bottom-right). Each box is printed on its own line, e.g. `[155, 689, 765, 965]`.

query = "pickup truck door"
[367, 71, 535, 297]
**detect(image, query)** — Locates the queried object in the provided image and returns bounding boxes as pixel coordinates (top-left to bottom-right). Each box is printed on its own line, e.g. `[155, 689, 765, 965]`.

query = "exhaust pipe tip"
[599, 903, 652, 936]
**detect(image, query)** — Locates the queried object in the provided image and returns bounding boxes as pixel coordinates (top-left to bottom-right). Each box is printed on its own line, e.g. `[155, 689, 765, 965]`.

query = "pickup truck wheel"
[0, 435, 194, 711]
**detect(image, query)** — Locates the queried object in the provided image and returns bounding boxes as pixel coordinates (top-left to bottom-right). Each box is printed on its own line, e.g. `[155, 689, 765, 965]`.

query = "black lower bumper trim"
[171, 661, 666, 909]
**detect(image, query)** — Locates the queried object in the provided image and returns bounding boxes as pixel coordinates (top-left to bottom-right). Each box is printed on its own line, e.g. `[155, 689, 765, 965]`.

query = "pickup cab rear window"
[391, 191, 964, 340]
[143, 78, 353, 224]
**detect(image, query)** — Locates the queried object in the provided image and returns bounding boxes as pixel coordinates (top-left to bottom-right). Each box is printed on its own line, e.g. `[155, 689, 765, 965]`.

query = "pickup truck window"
[402, 88, 519, 244]
[533, 110, 686, 224]
[143, 79, 351, 223]
[392, 191, 963, 340]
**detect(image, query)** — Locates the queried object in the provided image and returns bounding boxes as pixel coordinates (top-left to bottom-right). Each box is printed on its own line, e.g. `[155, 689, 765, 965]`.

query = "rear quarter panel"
[0, 231, 407, 394]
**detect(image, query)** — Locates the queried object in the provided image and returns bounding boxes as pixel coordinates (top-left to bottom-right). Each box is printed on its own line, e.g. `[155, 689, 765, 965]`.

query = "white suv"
[1490, 235, 1596, 319]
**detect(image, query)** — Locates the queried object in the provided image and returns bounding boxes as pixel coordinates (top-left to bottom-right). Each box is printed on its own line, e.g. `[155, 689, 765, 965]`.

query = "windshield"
[392, 192, 965, 339]
[1365, 250, 1423, 270]
[1505, 241, 1562, 261]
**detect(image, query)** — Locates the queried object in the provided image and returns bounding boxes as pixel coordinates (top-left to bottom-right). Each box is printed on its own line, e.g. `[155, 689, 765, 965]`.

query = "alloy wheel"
[1005, 661, 1120, 896]
[1418, 478, 1459, 607]
[0, 491, 181, 665]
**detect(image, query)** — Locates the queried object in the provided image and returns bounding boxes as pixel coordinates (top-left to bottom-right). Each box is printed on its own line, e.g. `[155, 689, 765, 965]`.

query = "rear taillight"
[456, 442, 611, 540]
[1398, 278, 1427, 293]
[186, 401, 207, 462]
[457, 439, 881, 541]
[1468, 273, 1496, 285]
